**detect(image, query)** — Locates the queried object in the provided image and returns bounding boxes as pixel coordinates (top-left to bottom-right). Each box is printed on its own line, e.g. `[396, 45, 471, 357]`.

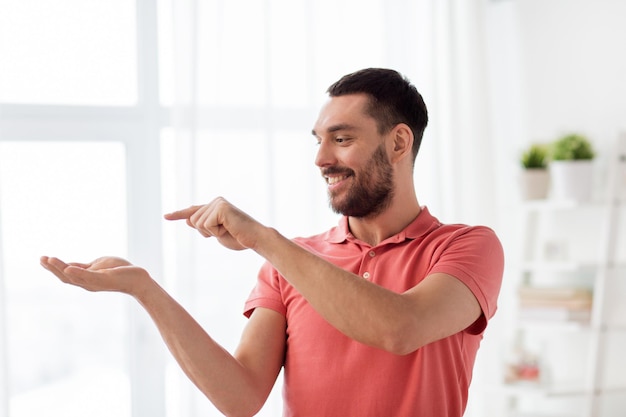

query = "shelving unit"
[496, 135, 626, 417]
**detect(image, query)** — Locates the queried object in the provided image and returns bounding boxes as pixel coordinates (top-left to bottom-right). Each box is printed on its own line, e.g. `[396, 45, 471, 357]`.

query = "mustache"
[321, 166, 355, 177]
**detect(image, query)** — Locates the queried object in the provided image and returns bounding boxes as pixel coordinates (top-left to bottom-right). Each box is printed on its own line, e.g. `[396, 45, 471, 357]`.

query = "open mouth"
[325, 174, 350, 185]
[322, 167, 354, 188]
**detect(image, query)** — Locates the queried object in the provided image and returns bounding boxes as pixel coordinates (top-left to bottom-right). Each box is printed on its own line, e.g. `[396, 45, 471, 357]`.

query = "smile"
[325, 175, 349, 185]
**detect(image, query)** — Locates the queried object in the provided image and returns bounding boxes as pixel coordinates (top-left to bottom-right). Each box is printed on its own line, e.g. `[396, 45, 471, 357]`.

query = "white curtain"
[0, 189, 7, 417]
[161, 0, 498, 415]
[426, 0, 498, 226]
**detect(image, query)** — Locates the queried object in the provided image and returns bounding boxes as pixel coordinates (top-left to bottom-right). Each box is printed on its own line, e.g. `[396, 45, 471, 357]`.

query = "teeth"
[327, 175, 348, 185]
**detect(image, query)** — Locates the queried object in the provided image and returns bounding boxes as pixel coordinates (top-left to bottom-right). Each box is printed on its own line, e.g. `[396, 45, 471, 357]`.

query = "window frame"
[0, 0, 167, 416]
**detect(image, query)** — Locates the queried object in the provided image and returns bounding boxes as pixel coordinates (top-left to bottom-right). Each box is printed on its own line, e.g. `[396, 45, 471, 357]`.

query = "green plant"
[551, 133, 595, 160]
[521, 143, 549, 169]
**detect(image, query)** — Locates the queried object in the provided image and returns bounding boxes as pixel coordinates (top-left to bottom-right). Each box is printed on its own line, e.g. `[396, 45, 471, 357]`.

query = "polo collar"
[323, 207, 441, 245]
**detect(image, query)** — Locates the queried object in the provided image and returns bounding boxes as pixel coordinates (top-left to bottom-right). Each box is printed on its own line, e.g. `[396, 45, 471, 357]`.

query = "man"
[41, 68, 504, 417]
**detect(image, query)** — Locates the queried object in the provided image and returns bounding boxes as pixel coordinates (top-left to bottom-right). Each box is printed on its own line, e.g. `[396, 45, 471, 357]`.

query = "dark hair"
[326, 68, 428, 161]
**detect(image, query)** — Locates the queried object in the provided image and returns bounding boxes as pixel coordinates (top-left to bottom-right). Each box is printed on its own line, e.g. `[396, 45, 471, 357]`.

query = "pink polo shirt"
[244, 207, 504, 417]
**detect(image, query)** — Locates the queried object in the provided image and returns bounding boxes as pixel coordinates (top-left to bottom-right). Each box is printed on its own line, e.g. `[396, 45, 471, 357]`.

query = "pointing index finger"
[164, 205, 202, 221]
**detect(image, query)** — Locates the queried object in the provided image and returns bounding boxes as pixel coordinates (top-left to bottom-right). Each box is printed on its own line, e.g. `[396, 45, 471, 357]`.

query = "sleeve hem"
[244, 297, 287, 318]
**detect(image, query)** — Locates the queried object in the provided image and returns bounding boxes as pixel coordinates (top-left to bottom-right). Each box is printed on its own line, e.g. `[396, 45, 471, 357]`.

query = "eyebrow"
[311, 123, 358, 137]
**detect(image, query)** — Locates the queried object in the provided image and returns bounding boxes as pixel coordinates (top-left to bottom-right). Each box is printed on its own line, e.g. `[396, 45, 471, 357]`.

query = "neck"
[347, 194, 421, 247]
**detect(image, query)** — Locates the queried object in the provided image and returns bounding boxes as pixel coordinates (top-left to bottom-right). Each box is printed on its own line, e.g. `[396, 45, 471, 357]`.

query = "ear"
[388, 123, 414, 164]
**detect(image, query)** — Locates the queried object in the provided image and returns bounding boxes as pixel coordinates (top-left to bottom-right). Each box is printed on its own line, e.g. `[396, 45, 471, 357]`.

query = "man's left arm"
[256, 233, 483, 355]
[166, 199, 499, 355]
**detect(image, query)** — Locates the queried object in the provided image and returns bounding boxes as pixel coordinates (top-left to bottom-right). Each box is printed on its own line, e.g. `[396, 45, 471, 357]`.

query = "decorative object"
[519, 143, 550, 200]
[550, 133, 595, 201]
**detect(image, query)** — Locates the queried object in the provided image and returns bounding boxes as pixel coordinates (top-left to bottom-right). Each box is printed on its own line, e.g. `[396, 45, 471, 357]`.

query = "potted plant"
[519, 143, 550, 200]
[550, 133, 596, 201]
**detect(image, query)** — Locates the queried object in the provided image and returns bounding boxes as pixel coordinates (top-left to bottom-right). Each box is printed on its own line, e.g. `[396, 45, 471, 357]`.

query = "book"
[518, 286, 593, 309]
[518, 306, 591, 322]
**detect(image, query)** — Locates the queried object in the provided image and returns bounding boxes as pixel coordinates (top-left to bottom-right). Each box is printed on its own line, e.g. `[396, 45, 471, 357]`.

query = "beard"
[325, 144, 394, 218]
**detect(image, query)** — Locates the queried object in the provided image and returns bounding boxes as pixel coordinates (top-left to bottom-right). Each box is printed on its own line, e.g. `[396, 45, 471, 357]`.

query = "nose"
[315, 138, 336, 168]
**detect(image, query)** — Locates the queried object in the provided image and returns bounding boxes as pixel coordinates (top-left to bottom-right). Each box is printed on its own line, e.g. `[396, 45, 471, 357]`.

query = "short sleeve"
[244, 261, 287, 318]
[429, 226, 505, 334]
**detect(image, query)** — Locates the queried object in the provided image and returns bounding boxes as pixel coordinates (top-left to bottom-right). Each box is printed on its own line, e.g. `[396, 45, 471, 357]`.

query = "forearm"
[132, 278, 269, 416]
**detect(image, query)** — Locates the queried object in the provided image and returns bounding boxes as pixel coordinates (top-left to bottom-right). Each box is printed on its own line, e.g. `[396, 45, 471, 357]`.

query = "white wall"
[488, 0, 626, 200]
[478, 1, 626, 415]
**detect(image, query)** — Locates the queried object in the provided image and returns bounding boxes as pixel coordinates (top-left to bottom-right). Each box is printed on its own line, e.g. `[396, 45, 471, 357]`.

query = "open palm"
[40, 255, 149, 295]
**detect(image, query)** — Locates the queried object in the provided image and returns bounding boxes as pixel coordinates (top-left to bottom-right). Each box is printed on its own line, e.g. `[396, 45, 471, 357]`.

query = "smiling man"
[41, 68, 504, 417]
[314, 98, 396, 219]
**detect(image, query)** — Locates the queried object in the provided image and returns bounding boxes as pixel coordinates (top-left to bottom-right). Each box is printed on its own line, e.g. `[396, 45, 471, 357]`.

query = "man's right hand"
[40, 256, 151, 295]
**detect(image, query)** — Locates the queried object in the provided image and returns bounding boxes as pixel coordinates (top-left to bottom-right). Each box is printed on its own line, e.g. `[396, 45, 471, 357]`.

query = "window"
[1, 1, 423, 416]
[0, 0, 162, 414]
[0, 0, 138, 106]
[0, 142, 130, 417]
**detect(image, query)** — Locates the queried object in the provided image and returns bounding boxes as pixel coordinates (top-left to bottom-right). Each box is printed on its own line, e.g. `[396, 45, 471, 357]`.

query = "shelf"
[517, 319, 626, 334]
[490, 382, 590, 398]
[509, 413, 578, 417]
[520, 261, 598, 273]
[517, 318, 591, 332]
[521, 261, 626, 273]
[490, 382, 626, 399]
[520, 199, 605, 212]
[500, 136, 626, 417]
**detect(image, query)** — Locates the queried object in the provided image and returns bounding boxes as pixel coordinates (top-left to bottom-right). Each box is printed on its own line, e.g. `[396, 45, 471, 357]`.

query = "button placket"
[361, 249, 377, 279]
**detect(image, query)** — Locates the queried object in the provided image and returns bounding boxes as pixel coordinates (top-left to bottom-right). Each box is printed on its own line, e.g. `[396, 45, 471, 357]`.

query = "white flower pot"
[519, 169, 550, 200]
[550, 160, 594, 202]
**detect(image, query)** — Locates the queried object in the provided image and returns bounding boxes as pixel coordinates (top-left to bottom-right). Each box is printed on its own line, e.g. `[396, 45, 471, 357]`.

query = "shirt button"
[369, 250, 376, 257]
[363, 272, 371, 279]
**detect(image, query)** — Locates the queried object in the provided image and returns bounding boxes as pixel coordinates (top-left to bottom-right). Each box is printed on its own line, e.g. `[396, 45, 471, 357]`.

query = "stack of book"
[518, 286, 593, 322]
